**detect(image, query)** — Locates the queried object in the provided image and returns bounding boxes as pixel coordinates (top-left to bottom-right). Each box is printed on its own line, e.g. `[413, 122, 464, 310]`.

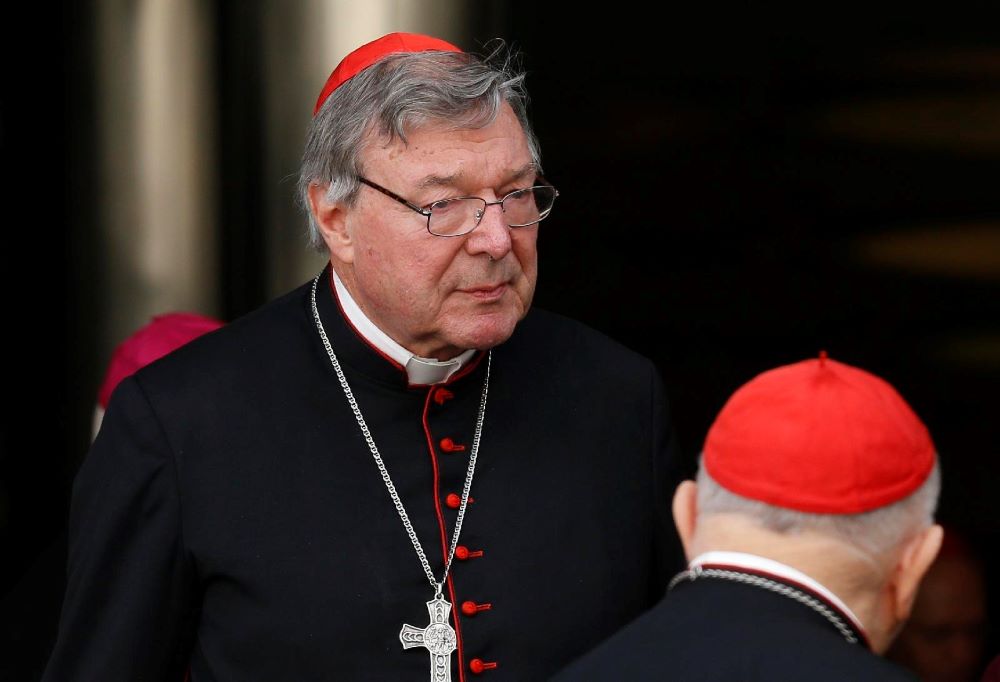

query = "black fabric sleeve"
[42, 376, 197, 682]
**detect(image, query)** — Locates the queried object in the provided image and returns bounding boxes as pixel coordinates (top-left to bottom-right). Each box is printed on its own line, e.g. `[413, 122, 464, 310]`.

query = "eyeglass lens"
[428, 187, 557, 236]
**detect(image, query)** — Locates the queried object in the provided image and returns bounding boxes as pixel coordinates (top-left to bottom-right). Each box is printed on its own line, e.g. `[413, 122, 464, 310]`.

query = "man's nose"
[466, 201, 512, 260]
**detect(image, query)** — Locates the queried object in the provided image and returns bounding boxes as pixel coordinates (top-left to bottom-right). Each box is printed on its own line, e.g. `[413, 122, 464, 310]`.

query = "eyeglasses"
[357, 176, 559, 237]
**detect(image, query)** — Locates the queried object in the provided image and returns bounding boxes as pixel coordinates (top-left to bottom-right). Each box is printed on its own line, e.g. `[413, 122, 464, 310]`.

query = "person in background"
[888, 526, 991, 682]
[91, 312, 225, 437]
[42, 33, 682, 681]
[981, 654, 1000, 682]
[554, 353, 943, 681]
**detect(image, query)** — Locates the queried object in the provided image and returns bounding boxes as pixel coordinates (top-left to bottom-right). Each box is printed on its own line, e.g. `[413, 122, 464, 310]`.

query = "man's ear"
[308, 183, 354, 264]
[672, 480, 699, 561]
[892, 523, 944, 622]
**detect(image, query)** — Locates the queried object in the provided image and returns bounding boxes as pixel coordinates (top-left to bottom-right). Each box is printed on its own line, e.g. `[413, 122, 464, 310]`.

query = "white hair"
[696, 457, 941, 558]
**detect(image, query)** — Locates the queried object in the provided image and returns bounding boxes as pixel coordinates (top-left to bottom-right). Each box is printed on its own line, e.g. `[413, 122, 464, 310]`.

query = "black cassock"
[44, 267, 683, 682]
[552, 569, 919, 681]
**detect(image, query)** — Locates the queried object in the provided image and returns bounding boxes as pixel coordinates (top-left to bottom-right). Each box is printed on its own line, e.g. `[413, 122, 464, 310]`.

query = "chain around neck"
[668, 565, 861, 645]
[310, 272, 491, 596]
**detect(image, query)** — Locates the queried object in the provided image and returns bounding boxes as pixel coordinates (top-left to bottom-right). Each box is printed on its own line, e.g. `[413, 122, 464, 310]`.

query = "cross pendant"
[400, 595, 457, 682]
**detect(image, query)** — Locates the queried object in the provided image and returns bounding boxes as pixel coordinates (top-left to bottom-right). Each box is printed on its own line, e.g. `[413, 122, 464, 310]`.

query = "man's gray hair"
[696, 457, 941, 558]
[297, 42, 541, 251]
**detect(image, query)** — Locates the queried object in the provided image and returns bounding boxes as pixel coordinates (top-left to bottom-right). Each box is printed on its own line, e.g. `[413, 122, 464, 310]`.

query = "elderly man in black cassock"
[43, 33, 683, 682]
[554, 353, 944, 681]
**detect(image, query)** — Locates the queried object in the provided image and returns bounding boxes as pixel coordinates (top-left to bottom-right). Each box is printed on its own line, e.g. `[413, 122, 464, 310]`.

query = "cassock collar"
[690, 551, 866, 637]
[316, 265, 482, 388]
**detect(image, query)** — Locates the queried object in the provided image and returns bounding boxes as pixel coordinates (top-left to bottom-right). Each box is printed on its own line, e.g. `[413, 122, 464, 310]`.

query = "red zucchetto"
[703, 352, 936, 514]
[313, 32, 462, 116]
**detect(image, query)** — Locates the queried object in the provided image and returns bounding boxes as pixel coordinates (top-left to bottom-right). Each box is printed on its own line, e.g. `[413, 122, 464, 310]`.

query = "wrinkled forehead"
[359, 104, 535, 186]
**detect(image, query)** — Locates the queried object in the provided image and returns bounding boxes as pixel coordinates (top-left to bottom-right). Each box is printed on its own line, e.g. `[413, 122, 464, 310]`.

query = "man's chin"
[456, 312, 522, 351]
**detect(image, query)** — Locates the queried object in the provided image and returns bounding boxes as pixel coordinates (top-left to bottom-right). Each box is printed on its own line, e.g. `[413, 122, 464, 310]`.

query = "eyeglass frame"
[356, 175, 559, 237]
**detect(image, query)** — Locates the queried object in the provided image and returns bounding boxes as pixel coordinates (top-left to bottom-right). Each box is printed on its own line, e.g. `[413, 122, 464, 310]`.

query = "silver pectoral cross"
[400, 595, 457, 682]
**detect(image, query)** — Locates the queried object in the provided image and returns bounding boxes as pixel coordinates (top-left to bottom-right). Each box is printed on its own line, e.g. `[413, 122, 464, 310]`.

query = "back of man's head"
[672, 353, 943, 653]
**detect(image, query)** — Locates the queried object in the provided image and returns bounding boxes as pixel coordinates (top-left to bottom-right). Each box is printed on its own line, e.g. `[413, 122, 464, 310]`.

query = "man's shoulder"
[511, 307, 652, 367]
[500, 308, 662, 396]
[553, 590, 918, 681]
[132, 280, 315, 392]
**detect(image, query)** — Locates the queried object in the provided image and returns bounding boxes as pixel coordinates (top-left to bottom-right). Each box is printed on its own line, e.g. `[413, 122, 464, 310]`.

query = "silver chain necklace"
[310, 273, 490, 682]
[668, 565, 861, 645]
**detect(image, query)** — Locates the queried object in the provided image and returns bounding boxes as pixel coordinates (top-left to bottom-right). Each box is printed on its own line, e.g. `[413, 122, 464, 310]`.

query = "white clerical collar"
[331, 267, 475, 386]
[689, 551, 865, 633]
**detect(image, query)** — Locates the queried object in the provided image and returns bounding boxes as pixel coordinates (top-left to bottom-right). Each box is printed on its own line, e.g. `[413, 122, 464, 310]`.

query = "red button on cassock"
[445, 493, 474, 509]
[440, 437, 466, 453]
[433, 388, 455, 405]
[461, 601, 492, 617]
[470, 658, 498, 674]
[455, 546, 484, 560]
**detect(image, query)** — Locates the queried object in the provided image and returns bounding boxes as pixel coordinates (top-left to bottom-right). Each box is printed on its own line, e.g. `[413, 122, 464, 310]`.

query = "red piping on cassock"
[422, 388, 467, 682]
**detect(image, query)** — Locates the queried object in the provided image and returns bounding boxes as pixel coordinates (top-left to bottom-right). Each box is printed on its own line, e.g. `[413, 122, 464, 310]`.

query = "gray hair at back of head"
[297, 41, 542, 251]
[696, 456, 941, 559]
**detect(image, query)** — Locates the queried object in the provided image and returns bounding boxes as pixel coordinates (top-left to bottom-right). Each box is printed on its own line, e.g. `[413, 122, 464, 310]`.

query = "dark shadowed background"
[2, 2, 997, 679]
